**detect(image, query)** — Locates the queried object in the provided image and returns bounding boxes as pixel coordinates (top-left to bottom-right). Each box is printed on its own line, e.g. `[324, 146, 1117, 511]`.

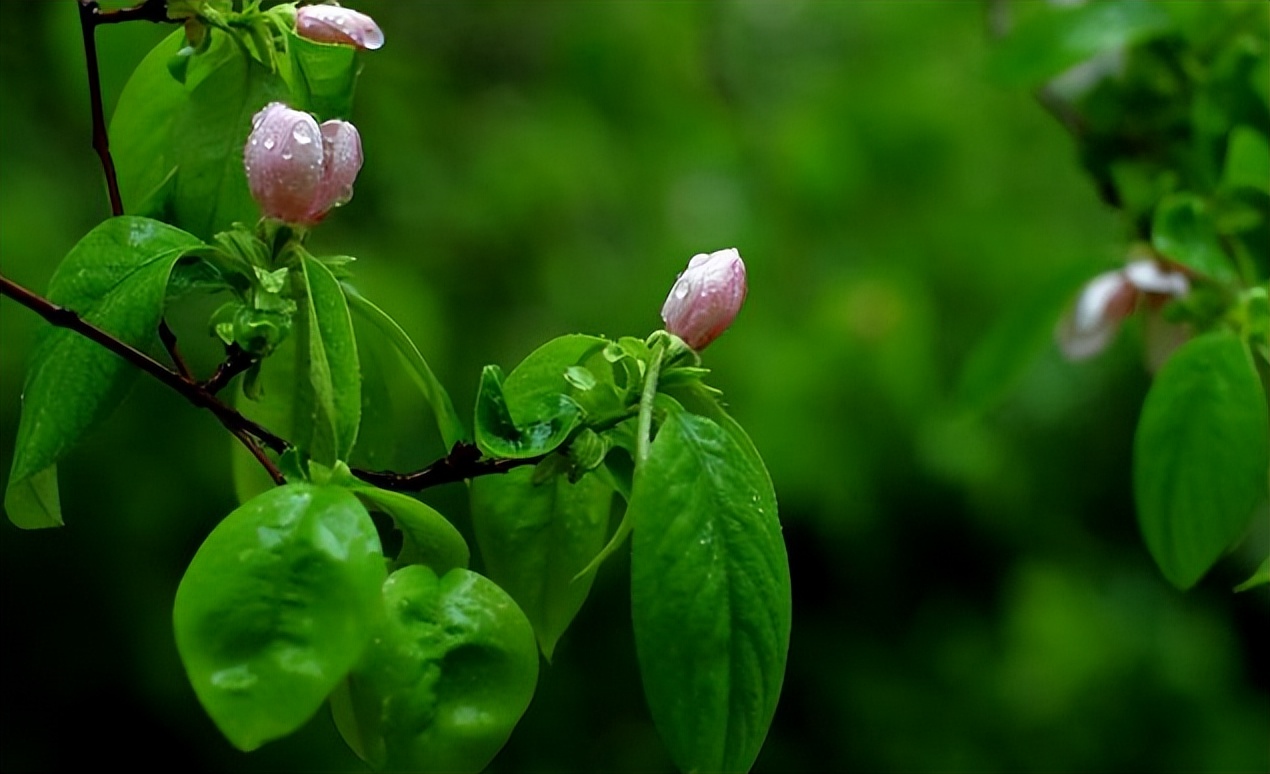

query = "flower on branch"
[1056, 258, 1190, 362]
[243, 102, 364, 226]
[295, 4, 384, 50]
[661, 248, 748, 351]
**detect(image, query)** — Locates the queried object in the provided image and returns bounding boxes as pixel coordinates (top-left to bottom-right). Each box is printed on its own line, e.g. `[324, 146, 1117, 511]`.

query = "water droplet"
[210, 666, 258, 692]
[250, 138, 259, 147]
[293, 126, 314, 145]
[674, 284, 689, 300]
[281, 150, 293, 160]
[263, 137, 276, 150]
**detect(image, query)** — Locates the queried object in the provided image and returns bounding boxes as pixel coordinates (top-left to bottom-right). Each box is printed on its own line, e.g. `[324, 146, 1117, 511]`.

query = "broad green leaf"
[110, 30, 186, 218]
[988, 0, 1172, 87]
[173, 483, 386, 751]
[474, 366, 581, 459]
[5, 217, 202, 528]
[955, 263, 1101, 414]
[1234, 556, 1270, 592]
[330, 566, 538, 773]
[630, 413, 790, 773]
[501, 334, 610, 422]
[285, 29, 358, 120]
[1134, 332, 1270, 589]
[344, 286, 466, 449]
[470, 467, 613, 659]
[299, 256, 361, 464]
[169, 38, 289, 239]
[1222, 125, 1270, 194]
[348, 485, 469, 574]
[1152, 193, 1238, 282]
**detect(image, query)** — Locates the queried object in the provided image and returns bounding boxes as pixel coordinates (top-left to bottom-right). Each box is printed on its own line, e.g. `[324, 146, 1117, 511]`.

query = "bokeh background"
[1, 1, 1266, 771]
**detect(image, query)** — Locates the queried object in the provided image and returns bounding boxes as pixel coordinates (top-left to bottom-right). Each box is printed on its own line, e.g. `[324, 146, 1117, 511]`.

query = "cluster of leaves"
[2, 2, 790, 772]
[973, 0, 1269, 591]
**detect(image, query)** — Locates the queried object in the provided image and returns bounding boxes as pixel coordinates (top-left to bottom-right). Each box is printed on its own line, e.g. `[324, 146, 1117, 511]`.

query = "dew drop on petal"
[263, 137, 276, 150]
[293, 126, 314, 145]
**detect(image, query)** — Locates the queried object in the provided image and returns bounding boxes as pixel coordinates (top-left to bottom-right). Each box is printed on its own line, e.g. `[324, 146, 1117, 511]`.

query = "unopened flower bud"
[660, 248, 747, 350]
[243, 102, 364, 226]
[1056, 258, 1189, 361]
[296, 4, 384, 50]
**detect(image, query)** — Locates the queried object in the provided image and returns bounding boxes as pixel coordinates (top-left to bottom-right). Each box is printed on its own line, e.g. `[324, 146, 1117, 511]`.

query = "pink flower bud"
[660, 248, 748, 350]
[1056, 259, 1189, 361]
[296, 4, 384, 50]
[243, 102, 364, 226]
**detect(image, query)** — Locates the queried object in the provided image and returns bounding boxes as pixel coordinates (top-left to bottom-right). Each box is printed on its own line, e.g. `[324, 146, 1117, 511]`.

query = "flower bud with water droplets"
[660, 248, 748, 351]
[243, 102, 364, 226]
[296, 4, 384, 50]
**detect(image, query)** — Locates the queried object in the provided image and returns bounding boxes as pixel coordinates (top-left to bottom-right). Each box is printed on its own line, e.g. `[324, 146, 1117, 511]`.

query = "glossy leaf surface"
[470, 466, 612, 658]
[299, 256, 361, 464]
[330, 565, 538, 772]
[173, 484, 386, 751]
[1134, 332, 1269, 589]
[630, 412, 790, 773]
[5, 217, 202, 528]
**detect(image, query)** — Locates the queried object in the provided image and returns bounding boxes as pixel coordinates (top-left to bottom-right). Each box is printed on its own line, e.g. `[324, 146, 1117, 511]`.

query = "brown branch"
[78, 0, 177, 217]
[202, 344, 258, 394]
[158, 318, 194, 380]
[352, 444, 546, 492]
[0, 273, 287, 454]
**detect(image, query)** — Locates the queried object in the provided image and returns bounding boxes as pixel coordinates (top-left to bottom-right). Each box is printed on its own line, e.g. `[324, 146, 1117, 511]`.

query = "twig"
[202, 344, 257, 394]
[352, 444, 546, 492]
[77, 0, 176, 217]
[158, 318, 194, 380]
[0, 274, 287, 454]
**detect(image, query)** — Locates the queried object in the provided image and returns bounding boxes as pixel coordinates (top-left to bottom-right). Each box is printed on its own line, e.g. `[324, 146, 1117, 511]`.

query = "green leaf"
[470, 467, 613, 659]
[501, 334, 610, 422]
[1234, 556, 1270, 593]
[329, 565, 538, 773]
[629, 412, 790, 773]
[231, 335, 300, 505]
[285, 28, 358, 121]
[1134, 332, 1270, 590]
[347, 485, 470, 574]
[343, 286, 466, 449]
[299, 256, 361, 464]
[1222, 125, 1270, 195]
[474, 366, 582, 459]
[173, 483, 386, 751]
[5, 217, 203, 528]
[110, 30, 186, 219]
[1152, 193, 1238, 282]
[988, 0, 1172, 87]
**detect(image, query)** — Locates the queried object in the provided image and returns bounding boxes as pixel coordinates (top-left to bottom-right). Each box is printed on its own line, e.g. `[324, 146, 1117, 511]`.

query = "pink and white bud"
[1056, 259, 1190, 361]
[660, 248, 748, 351]
[296, 4, 384, 50]
[243, 102, 364, 226]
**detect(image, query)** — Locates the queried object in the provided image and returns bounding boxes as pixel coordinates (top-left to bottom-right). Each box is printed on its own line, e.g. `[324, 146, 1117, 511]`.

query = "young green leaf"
[347, 485, 470, 574]
[5, 217, 203, 528]
[500, 334, 610, 421]
[474, 366, 582, 459]
[470, 467, 613, 659]
[173, 483, 386, 751]
[285, 28, 358, 121]
[1234, 556, 1270, 593]
[1151, 193, 1238, 282]
[343, 286, 467, 449]
[630, 412, 790, 774]
[1134, 332, 1270, 589]
[299, 256, 361, 464]
[329, 565, 538, 772]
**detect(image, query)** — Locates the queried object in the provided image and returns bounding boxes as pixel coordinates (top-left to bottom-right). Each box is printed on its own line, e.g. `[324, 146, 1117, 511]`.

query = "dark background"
[1, 1, 1266, 771]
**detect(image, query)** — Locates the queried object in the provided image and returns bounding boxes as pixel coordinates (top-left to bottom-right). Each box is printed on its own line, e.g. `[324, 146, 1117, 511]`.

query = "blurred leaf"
[347, 483, 469, 574]
[173, 483, 385, 751]
[299, 255, 361, 464]
[955, 264, 1099, 414]
[470, 466, 612, 659]
[345, 286, 467, 449]
[630, 412, 790, 773]
[1222, 125, 1270, 194]
[330, 565, 538, 772]
[1133, 332, 1269, 589]
[5, 217, 202, 528]
[989, 0, 1171, 87]
[1233, 556, 1270, 592]
[109, 30, 186, 218]
[1151, 193, 1238, 282]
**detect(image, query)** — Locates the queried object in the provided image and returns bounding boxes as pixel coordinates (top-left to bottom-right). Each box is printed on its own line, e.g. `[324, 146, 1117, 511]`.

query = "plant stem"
[636, 342, 666, 466]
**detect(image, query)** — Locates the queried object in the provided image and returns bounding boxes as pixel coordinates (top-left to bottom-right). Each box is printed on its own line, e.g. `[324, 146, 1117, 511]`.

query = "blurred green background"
[1, 1, 1266, 771]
